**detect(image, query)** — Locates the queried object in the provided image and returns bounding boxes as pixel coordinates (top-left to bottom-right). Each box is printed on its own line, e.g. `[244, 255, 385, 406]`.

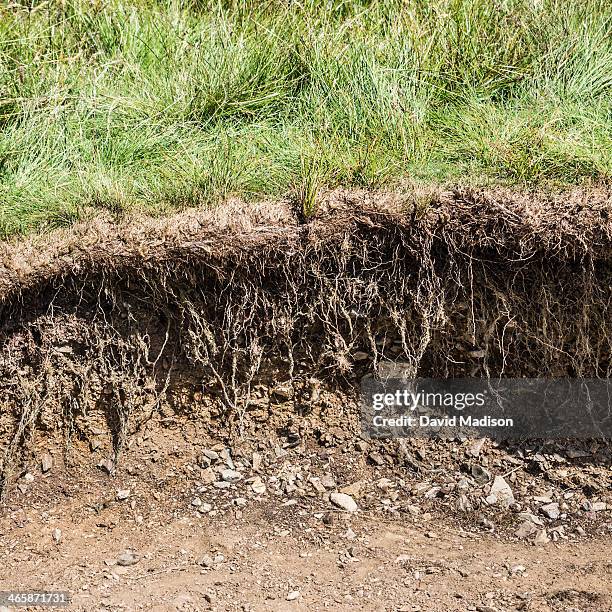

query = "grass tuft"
[0, 0, 610, 236]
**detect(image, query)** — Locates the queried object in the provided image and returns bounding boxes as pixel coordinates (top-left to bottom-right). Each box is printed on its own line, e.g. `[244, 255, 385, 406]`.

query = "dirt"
[1, 186, 611, 611]
[1, 393, 611, 612]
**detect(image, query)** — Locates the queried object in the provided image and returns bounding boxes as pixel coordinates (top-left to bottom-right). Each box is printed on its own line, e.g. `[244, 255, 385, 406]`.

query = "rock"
[52, 528, 62, 543]
[213, 481, 231, 489]
[469, 438, 487, 457]
[320, 474, 336, 489]
[250, 477, 266, 495]
[456, 494, 473, 513]
[202, 449, 219, 462]
[353, 351, 368, 361]
[330, 492, 358, 513]
[592, 501, 607, 512]
[221, 469, 242, 482]
[340, 481, 363, 498]
[515, 520, 538, 539]
[199, 503, 213, 513]
[286, 590, 300, 601]
[471, 465, 491, 484]
[368, 452, 385, 466]
[23, 472, 34, 482]
[41, 453, 53, 473]
[490, 476, 514, 506]
[116, 489, 130, 501]
[97, 459, 114, 475]
[191, 496, 203, 507]
[518, 512, 544, 526]
[116, 550, 140, 566]
[309, 478, 326, 493]
[199, 554, 214, 568]
[534, 529, 549, 545]
[540, 502, 560, 520]
[251, 452, 262, 471]
[201, 468, 216, 484]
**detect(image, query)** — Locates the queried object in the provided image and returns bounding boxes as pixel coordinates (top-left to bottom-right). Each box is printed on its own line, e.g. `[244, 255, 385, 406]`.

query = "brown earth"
[1, 187, 612, 611]
[1, 390, 611, 612]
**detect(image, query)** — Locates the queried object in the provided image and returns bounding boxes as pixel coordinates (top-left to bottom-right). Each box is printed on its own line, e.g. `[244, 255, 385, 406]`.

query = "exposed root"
[1, 187, 611, 497]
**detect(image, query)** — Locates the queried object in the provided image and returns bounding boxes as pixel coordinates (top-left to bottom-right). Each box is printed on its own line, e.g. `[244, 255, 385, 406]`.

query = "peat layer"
[1, 187, 611, 496]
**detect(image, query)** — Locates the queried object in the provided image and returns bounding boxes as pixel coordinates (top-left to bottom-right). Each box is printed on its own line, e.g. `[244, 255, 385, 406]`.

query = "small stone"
[199, 554, 214, 568]
[252, 452, 263, 471]
[251, 478, 266, 495]
[330, 492, 358, 513]
[469, 438, 487, 457]
[116, 489, 130, 501]
[286, 590, 300, 601]
[368, 452, 385, 466]
[515, 521, 537, 539]
[201, 468, 216, 484]
[471, 465, 491, 484]
[199, 503, 213, 513]
[192, 496, 203, 507]
[490, 476, 514, 506]
[540, 502, 560, 520]
[534, 529, 549, 545]
[203, 449, 219, 462]
[592, 502, 607, 512]
[456, 494, 473, 513]
[340, 481, 363, 498]
[213, 481, 231, 489]
[116, 550, 140, 566]
[41, 453, 53, 473]
[320, 474, 336, 489]
[221, 469, 242, 482]
[52, 528, 62, 543]
[353, 351, 368, 361]
[23, 472, 35, 482]
[518, 512, 544, 526]
[98, 459, 114, 475]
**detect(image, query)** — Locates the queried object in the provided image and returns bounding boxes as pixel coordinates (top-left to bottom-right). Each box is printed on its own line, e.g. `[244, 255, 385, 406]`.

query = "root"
[0, 187, 611, 496]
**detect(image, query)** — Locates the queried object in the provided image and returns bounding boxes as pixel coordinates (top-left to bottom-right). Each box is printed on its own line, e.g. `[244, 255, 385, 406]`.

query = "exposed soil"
[1, 187, 611, 610]
[1, 400, 611, 612]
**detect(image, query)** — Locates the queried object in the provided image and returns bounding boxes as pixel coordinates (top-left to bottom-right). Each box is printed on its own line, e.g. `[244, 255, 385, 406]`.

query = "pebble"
[540, 502, 560, 520]
[286, 590, 300, 601]
[368, 452, 385, 466]
[515, 520, 537, 539]
[456, 494, 472, 513]
[330, 492, 358, 512]
[116, 489, 130, 501]
[471, 465, 491, 484]
[490, 476, 514, 506]
[199, 503, 213, 513]
[24, 472, 35, 482]
[534, 529, 549, 545]
[52, 528, 62, 543]
[191, 496, 203, 507]
[116, 550, 140, 566]
[221, 469, 242, 482]
[41, 453, 53, 473]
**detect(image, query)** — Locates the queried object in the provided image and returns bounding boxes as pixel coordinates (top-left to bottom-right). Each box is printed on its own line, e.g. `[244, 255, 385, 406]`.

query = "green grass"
[0, 0, 611, 235]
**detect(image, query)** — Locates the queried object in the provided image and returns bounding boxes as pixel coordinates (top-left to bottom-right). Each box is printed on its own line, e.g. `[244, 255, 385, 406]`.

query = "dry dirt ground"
[1, 415, 611, 612]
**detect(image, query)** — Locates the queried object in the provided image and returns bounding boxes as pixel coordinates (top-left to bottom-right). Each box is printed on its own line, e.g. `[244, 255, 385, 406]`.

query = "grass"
[0, 0, 610, 235]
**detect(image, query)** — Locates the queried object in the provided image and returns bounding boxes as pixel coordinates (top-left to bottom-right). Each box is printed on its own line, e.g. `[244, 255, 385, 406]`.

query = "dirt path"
[1, 498, 611, 612]
[1, 423, 611, 612]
